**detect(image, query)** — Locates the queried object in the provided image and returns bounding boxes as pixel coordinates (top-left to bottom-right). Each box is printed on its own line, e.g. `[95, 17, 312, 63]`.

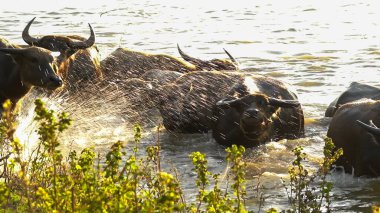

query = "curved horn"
[268, 97, 300, 108]
[356, 120, 380, 136]
[223, 48, 238, 64]
[177, 44, 204, 65]
[22, 17, 40, 45]
[68, 23, 95, 49]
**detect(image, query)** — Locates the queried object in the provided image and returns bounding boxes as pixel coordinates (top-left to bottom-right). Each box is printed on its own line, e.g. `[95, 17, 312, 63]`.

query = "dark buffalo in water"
[22, 17, 101, 92]
[152, 71, 304, 148]
[212, 75, 304, 147]
[327, 98, 380, 177]
[0, 37, 62, 114]
[325, 82, 380, 117]
[101, 46, 238, 80]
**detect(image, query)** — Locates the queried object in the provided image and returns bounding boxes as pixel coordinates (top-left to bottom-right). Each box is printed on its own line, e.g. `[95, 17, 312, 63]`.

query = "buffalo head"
[216, 93, 300, 143]
[22, 17, 95, 64]
[177, 44, 238, 71]
[0, 47, 62, 90]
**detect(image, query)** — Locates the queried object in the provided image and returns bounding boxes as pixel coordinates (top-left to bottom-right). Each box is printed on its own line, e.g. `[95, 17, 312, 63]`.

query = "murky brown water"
[1, 0, 380, 211]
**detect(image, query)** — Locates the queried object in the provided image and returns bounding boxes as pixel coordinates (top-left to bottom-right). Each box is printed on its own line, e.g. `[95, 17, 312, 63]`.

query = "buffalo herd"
[1, 18, 380, 177]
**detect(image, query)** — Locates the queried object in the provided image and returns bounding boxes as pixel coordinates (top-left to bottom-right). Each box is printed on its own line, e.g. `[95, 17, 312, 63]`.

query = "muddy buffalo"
[152, 71, 304, 147]
[0, 37, 62, 114]
[325, 82, 380, 117]
[22, 17, 101, 92]
[327, 98, 380, 177]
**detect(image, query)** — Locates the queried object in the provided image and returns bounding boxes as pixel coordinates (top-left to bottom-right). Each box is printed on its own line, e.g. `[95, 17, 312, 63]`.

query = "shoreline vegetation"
[0, 98, 361, 212]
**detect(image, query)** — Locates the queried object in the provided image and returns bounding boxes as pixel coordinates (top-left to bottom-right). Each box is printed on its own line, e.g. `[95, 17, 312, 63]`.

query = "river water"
[1, 0, 380, 211]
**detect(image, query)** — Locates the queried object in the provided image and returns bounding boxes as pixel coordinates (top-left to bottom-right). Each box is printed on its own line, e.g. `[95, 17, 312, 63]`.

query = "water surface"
[1, 0, 380, 211]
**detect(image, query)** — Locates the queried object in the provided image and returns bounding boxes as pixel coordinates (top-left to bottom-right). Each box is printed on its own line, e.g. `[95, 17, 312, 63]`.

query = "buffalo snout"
[241, 107, 268, 131]
[244, 108, 260, 118]
[46, 76, 63, 90]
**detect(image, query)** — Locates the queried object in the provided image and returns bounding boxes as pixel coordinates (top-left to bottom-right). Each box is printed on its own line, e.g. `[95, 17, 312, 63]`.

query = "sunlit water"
[2, 0, 380, 211]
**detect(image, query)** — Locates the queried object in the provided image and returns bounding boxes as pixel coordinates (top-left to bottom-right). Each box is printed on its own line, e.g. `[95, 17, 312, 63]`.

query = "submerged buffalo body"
[0, 37, 62, 113]
[153, 71, 304, 147]
[327, 99, 380, 177]
[325, 82, 380, 117]
[22, 18, 101, 92]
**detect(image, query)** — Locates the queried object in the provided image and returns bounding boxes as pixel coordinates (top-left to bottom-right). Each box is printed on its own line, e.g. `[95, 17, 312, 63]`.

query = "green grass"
[0, 99, 342, 212]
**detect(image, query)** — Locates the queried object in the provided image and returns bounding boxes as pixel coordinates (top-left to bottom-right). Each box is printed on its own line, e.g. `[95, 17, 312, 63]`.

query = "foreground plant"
[0, 99, 343, 212]
[0, 99, 255, 212]
[189, 145, 248, 213]
[283, 138, 343, 213]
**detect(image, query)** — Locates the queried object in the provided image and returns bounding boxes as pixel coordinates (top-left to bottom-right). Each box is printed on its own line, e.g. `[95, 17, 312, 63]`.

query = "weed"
[0, 99, 342, 212]
[283, 138, 343, 213]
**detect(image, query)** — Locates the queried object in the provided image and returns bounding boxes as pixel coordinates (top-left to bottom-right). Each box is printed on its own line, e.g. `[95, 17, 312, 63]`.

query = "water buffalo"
[101, 46, 238, 80]
[22, 17, 101, 92]
[152, 71, 304, 147]
[212, 75, 304, 147]
[0, 38, 62, 114]
[325, 82, 380, 117]
[327, 98, 380, 177]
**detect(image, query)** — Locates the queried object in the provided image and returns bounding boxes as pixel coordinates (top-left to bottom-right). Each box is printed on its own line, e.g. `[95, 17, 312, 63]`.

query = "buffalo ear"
[267, 97, 300, 108]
